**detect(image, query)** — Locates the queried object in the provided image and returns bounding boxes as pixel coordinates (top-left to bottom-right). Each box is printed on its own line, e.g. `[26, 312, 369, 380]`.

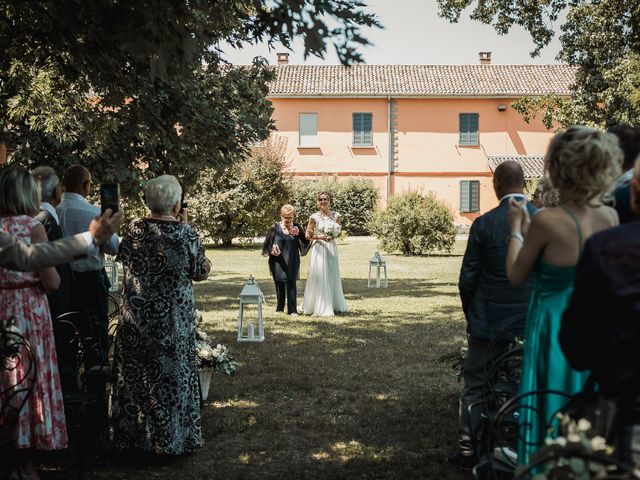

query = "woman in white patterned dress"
[301, 192, 347, 316]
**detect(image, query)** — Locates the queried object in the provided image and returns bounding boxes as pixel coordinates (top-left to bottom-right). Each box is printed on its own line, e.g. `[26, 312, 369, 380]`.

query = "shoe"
[289, 312, 298, 316]
[446, 451, 478, 470]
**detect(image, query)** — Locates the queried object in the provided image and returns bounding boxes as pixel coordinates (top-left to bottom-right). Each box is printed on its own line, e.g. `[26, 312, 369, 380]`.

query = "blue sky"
[221, 0, 563, 66]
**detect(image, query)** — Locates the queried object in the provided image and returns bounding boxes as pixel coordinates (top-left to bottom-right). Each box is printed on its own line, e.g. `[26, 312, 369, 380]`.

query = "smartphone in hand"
[100, 183, 120, 214]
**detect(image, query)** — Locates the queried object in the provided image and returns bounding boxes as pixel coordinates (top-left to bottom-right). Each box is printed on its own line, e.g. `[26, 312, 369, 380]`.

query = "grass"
[49, 238, 471, 479]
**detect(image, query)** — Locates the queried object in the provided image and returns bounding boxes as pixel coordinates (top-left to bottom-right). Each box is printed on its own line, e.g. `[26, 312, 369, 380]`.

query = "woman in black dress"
[262, 204, 309, 315]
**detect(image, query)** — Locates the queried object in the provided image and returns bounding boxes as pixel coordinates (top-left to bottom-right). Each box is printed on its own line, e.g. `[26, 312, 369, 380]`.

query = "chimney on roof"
[479, 52, 492, 65]
[277, 52, 289, 65]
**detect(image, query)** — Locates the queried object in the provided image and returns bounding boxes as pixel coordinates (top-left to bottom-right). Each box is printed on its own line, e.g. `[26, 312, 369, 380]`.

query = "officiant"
[262, 204, 310, 315]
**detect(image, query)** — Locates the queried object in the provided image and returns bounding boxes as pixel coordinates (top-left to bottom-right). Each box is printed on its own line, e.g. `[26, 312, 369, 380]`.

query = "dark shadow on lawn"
[194, 277, 460, 311]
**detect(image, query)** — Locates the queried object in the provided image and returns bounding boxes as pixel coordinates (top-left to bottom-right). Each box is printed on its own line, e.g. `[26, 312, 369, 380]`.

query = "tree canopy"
[1, 0, 380, 193]
[437, 0, 640, 128]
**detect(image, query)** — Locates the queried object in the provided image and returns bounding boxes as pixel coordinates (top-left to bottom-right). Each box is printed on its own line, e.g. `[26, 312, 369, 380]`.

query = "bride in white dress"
[301, 192, 347, 316]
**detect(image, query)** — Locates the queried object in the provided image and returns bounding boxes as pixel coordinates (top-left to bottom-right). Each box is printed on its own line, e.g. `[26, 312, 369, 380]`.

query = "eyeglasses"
[282, 216, 293, 220]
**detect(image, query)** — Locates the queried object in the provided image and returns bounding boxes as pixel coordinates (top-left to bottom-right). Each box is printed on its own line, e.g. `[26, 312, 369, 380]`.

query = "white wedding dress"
[301, 212, 347, 316]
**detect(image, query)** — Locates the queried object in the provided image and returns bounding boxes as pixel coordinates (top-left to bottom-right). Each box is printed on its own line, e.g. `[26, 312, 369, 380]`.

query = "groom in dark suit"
[448, 161, 537, 468]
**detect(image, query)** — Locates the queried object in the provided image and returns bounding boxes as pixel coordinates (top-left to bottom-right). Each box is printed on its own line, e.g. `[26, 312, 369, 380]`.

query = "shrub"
[188, 136, 292, 245]
[369, 191, 456, 255]
[291, 177, 378, 235]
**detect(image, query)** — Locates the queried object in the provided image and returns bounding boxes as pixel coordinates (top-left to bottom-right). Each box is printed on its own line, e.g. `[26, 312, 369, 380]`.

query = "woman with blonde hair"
[262, 204, 309, 315]
[506, 126, 622, 463]
[0, 167, 64, 480]
[301, 191, 347, 316]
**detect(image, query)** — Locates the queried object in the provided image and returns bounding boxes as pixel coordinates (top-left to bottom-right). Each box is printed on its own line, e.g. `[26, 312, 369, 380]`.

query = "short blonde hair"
[0, 167, 41, 216]
[545, 126, 623, 205]
[280, 204, 295, 216]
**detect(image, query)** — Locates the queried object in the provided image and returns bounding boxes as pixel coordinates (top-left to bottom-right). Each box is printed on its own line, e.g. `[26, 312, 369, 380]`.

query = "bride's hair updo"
[317, 191, 332, 203]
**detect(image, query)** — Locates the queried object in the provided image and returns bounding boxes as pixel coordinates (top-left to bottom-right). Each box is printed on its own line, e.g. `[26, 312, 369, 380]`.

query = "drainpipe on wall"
[387, 95, 393, 201]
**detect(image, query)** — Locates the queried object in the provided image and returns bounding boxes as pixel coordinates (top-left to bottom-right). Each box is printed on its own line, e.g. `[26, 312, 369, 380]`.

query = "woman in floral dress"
[0, 168, 65, 480]
[111, 175, 211, 455]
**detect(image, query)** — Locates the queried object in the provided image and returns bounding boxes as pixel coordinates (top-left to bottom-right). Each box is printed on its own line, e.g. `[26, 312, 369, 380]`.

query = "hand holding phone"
[100, 183, 120, 214]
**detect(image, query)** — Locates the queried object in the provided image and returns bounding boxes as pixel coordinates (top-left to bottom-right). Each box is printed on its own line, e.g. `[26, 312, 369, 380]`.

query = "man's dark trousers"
[73, 268, 110, 366]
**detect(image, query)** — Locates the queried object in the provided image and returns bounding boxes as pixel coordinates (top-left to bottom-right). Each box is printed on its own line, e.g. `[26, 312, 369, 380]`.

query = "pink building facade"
[268, 54, 574, 225]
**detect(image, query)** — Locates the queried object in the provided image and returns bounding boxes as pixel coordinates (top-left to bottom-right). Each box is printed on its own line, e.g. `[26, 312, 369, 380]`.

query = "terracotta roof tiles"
[487, 155, 545, 179]
[268, 64, 575, 97]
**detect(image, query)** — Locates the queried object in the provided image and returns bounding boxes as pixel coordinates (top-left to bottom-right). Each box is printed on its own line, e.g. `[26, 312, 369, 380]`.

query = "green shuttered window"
[353, 112, 373, 146]
[299, 113, 318, 147]
[460, 180, 480, 212]
[459, 113, 479, 146]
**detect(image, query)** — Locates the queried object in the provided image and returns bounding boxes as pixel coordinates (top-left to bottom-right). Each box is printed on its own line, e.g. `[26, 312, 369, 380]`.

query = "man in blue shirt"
[57, 165, 120, 365]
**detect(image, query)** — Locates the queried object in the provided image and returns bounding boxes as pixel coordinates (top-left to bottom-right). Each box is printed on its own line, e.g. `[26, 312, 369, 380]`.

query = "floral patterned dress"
[0, 215, 67, 450]
[111, 218, 209, 455]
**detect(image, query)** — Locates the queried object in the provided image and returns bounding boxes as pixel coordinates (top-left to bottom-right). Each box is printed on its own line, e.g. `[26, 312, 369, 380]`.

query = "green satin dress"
[517, 208, 590, 465]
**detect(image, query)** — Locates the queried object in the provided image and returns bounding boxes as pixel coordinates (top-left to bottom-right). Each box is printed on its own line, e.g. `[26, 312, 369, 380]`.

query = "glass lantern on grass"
[237, 276, 265, 342]
[368, 251, 388, 288]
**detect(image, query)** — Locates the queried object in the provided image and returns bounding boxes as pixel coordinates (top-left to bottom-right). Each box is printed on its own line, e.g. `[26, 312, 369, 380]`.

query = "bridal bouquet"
[195, 310, 238, 375]
[322, 219, 342, 240]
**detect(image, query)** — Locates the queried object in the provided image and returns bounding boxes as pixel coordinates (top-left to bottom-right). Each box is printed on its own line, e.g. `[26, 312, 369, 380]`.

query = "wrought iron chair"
[473, 389, 574, 479]
[54, 312, 103, 480]
[463, 328, 524, 465]
[514, 448, 640, 479]
[0, 317, 36, 480]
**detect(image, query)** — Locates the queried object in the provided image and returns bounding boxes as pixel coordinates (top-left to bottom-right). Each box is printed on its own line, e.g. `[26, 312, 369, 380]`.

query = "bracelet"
[507, 232, 525, 244]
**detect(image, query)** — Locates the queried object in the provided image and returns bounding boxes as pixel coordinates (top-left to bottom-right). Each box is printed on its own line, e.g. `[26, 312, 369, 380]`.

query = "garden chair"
[514, 448, 640, 479]
[54, 312, 106, 480]
[473, 389, 574, 480]
[0, 318, 36, 480]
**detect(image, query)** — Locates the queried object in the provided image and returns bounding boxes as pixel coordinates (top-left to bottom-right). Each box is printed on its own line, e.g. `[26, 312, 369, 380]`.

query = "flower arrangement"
[516, 413, 624, 479]
[195, 310, 238, 375]
[322, 219, 342, 240]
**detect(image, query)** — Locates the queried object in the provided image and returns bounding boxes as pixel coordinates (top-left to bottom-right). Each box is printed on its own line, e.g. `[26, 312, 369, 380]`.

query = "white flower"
[567, 432, 581, 443]
[590, 436, 608, 451]
[196, 329, 208, 341]
[555, 437, 567, 447]
[577, 418, 591, 432]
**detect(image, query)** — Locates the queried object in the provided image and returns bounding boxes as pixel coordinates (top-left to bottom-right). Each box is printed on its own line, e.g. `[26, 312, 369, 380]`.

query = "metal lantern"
[104, 257, 120, 293]
[368, 251, 388, 288]
[237, 276, 266, 342]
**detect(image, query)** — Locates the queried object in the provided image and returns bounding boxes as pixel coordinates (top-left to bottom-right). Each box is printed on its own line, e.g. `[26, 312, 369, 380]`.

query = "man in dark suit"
[33, 166, 75, 319]
[560, 155, 640, 466]
[448, 161, 537, 468]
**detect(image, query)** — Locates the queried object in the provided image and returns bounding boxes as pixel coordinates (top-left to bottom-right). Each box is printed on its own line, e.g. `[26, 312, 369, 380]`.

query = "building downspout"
[387, 95, 393, 201]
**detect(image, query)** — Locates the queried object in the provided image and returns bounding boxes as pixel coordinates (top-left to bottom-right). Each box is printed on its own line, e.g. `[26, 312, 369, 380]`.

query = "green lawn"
[88, 238, 471, 479]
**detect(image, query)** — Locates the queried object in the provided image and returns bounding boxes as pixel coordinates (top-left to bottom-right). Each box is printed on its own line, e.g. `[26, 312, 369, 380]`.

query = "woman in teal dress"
[505, 126, 623, 465]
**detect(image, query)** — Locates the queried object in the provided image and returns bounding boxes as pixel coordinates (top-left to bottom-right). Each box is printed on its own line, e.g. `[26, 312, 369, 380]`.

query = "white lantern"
[368, 251, 388, 288]
[237, 276, 266, 342]
[104, 257, 120, 293]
